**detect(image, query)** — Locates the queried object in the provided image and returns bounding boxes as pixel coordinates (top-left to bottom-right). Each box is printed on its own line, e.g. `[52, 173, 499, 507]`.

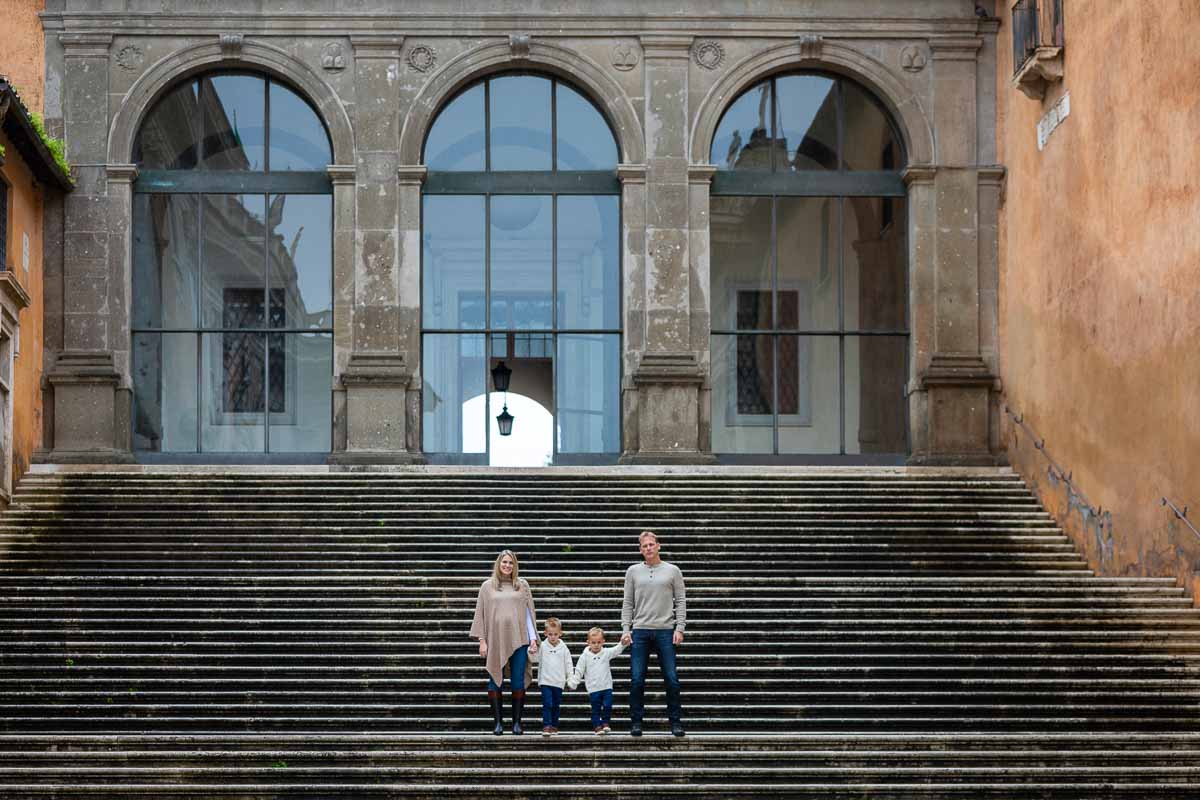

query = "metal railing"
[1162, 497, 1200, 543]
[1003, 404, 1103, 520]
[1012, 0, 1041, 72]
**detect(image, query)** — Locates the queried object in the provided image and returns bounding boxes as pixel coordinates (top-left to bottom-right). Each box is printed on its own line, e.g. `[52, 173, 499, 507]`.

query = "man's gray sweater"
[621, 560, 687, 633]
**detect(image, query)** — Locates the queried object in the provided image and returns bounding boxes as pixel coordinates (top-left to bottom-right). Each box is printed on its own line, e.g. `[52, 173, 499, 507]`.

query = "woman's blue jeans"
[629, 628, 682, 724]
[487, 645, 528, 692]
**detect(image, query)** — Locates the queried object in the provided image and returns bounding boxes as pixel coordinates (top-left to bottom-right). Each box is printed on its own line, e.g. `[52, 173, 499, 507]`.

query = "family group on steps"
[469, 530, 688, 737]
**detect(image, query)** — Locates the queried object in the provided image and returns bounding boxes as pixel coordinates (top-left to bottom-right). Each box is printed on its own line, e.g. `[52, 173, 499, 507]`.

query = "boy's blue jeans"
[588, 688, 614, 728]
[629, 628, 682, 724]
[486, 645, 528, 692]
[540, 685, 563, 727]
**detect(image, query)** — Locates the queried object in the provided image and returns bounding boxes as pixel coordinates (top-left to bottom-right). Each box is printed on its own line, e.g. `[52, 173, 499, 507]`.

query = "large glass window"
[132, 73, 333, 455]
[710, 73, 908, 458]
[421, 74, 620, 464]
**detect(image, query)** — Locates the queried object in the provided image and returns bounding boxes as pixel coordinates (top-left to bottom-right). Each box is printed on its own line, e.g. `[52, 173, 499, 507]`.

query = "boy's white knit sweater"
[567, 642, 626, 693]
[531, 639, 573, 689]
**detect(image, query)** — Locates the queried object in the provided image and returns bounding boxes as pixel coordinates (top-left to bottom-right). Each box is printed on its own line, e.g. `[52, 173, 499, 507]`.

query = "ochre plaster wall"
[995, 1, 1200, 601]
[0, 0, 47, 114]
[0, 129, 45, 490]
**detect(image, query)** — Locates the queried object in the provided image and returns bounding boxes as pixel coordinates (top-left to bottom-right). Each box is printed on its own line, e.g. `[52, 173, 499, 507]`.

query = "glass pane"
[134, 80, 201, 169]
[423, 196, 486, 329]
[776, 197, 838, 332]
[710, 333, 774, 454]
[844, 335, 908, 455]
[133, 194, 200, 329]
[132, 333, 198, 452]
[268, 81, 331, 170]
[268, 332, 332, 452]
[489, 75, 552, 171]
[424, 83, 486, 171]
[844, 196, 907, 331]
[842, 80, 899, 171]
[201, 331, 266, 452]
[199, 74, 266, 171]
[423, 333, 486, 454]
[776, 75, 838, 171]
[555, 83, 618, 170]
[557, 334, 620, 454]
[710, 82, 772, 170]
[201, 194, 266, 329]
[556, 195, 619, 329]
[710, 196, 773, 330]
[778, 336, 840, 455]
[268, 194, 332, 329]
[490, 196, 552, 329]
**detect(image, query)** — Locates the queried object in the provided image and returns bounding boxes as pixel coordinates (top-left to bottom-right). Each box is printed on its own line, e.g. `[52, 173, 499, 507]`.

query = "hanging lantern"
[496, 404, 514, 436]
[490, 360, 512, 393]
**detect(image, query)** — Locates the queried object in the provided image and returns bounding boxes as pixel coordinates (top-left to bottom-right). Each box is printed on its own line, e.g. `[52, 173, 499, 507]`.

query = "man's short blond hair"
[638, 530, 659, 544]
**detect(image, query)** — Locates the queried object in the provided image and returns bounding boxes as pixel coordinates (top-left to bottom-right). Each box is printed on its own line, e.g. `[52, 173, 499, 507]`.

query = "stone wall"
[995, 0, 1200, 601]
[39, 0, 1002, 465]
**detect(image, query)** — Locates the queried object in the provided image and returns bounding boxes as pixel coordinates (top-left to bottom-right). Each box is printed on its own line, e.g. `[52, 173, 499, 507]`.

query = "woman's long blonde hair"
[491, 549, 524, 590]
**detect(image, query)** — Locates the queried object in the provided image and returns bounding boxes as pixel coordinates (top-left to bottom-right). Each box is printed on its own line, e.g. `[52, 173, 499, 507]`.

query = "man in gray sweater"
[620, 530, 686, 737]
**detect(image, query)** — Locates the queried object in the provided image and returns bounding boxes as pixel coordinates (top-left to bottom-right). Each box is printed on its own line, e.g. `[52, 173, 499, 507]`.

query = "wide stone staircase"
[0, 467, 1197, 797]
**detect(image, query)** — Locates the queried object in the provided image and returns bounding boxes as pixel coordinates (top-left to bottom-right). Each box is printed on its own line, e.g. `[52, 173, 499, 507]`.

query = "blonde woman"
[470, 550, 539, 735]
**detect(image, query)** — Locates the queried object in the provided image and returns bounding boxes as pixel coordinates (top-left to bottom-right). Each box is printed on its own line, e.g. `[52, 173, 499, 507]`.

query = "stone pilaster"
[44, 33, 133, 462]
[688, 164, 718, 455]
[328, 164, 356, 453]
[908, 35, 1000, 465]
[621, 35, 712, 464]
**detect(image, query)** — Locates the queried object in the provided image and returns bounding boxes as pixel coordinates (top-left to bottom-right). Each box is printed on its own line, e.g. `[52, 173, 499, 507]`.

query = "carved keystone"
[219, 34, 244, 59]
[798, 34, 823, 60]
[509, 34, 531, 58]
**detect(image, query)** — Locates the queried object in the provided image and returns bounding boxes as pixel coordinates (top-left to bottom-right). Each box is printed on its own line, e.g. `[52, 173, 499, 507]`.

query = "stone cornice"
[687, 164, 718, 184]
[397, 165, 428, 185]
[350, 35, 404, 58]
[105, 164, 139, 184]
[639, 35, 693, 60]
[632, 352, 705, 386]
[0, 271, 31, 313]
[616, 164, 647, 184]
[929, 35, 984, 60]
[902, 165, 937, 186]
[327, 164, 357, 185]
[59, 32, 112, 58]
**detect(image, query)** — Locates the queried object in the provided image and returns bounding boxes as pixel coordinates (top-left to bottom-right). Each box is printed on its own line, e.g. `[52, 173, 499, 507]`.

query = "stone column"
[621, 35, 712, 464]
[328, 164, 356, 454]
[909, 36, 999, 465]
[44, 33, 133, 462]
[688, 164, 717, 454]
[329, 35, 422, 466]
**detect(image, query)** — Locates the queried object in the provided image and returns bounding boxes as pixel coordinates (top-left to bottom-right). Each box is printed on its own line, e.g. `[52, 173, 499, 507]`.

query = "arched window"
[130, 73, 333, 456]
[420, 74, 621, 465]
[708, 72, 909, 459]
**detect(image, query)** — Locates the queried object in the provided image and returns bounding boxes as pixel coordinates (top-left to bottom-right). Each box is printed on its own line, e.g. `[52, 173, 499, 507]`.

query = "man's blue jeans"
[588, 688, 614, 728]
[540, 685, 563, 727]
[629, 628, 682, 724]
[486, 645, 528, 692]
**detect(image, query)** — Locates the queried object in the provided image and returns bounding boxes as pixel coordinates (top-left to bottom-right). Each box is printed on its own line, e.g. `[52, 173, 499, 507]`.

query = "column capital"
[397, 165, 428, 185]
[327, 164, 357, 185]
[616, 163, 647, 184]
[105, 164, 138, 184]
[350, 35, 404, 59]
[59, 33, 112, 58]
[687, 164, 718, 184]
[639, 35, 693, 60]
[902, 165, 937, 186]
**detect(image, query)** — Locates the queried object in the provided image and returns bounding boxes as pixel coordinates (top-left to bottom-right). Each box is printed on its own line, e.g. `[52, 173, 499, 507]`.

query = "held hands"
[528, 638, 539, 655]
[478, 640, 488, 658]
[620, 632, 632, 646]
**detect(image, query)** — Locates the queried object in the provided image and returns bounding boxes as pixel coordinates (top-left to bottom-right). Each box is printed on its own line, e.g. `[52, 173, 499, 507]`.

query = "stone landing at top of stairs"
[0, 466, 1197, 798]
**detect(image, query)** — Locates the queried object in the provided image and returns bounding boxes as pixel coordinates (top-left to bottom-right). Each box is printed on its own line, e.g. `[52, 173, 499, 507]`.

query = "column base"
[624, 352, 710, 462]
[618, 452, 718, 466]
[914, 353, 1001, 464]
[338, 351, 422, 464]
[327, 451, 427, 468]
[35, 449, 137, 465]
[45, 350, 130, 459]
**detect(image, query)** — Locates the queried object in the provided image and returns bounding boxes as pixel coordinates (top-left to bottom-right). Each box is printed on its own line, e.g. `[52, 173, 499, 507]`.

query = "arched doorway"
[708, 72, 909, 459]
[420, 73, 622, 464]
[129, 71, 334, 456]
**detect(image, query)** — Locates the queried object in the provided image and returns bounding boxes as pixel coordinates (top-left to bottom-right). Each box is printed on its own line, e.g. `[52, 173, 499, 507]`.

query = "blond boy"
[567, 626, 626, 734]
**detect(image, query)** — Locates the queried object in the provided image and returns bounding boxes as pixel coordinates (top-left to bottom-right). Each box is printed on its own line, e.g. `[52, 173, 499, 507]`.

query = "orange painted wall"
[1, 0, 48, 491]
[0, 0, 46, 114]
[995, 1, 1200, 600]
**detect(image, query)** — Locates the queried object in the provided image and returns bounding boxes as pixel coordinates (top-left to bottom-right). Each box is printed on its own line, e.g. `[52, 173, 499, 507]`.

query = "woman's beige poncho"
[470, 577, 538, 688]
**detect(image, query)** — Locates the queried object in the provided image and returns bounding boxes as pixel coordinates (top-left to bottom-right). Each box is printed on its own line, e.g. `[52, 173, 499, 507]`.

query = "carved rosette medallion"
[693, 40, 725, 70]
[115, 45, 144, 73]
[407, 45, 437, 73]
[901, 45, 928, 73]
[611, 43, 639, 72]
[321, 42, 347, 72]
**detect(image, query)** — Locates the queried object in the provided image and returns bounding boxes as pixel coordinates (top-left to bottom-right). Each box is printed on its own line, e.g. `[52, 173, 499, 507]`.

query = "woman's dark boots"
[511, 690, 526, 735]
[488, 690, 503, 735]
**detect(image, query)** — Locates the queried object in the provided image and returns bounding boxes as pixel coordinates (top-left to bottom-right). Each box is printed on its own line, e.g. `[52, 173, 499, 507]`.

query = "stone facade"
[39, 0, 1003, 465]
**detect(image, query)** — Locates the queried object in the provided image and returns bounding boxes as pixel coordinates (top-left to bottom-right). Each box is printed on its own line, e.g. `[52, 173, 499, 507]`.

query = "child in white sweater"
[567, 626, 626, 734]
[531, 617, 572, 736]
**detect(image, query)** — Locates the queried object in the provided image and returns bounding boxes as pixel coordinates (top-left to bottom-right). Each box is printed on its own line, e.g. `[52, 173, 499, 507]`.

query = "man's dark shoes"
[671, 722, 686, 737]
[630, 722, 642, 737]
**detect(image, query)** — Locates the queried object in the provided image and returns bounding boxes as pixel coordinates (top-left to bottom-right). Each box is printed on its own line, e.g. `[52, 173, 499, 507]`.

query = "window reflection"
[424, 83, 486, 171]
[489, 75, 553, 171]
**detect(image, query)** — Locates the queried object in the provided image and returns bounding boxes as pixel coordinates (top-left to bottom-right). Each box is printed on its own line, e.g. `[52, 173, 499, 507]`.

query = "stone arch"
[399, 40, 644, 166]
[689, 40, 934, 167]
[107, 39, 354, 166]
